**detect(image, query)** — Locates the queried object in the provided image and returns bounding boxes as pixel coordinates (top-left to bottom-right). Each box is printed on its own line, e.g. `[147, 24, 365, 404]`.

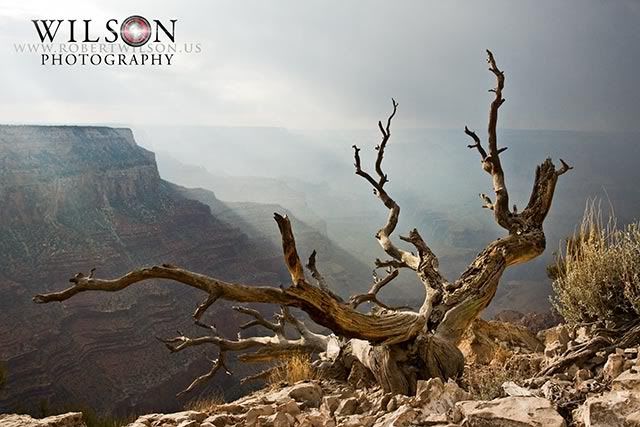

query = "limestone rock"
[459, 319, 543, 365]
[245, 404, 275, 424]
[296, 408, 335, 427]
[202, 414, 234, 427]
[288, 382, 323, 408]
[457, 396, 565, 427]
[502, 381, 534, 397]
[372, 404, 418, 427]
[320, 395, 340, 415]
[130, 411, 206, 427]
[603, 353, 625, 381]
[276, 399, 301, 417]
[575, 389, 640, 427]
[416, 377, 471, 414]
[0, 412, 86, 427]
[539, 324, 571, 358]
[612, 368, 640, 392]
[334, 397, 359, 416]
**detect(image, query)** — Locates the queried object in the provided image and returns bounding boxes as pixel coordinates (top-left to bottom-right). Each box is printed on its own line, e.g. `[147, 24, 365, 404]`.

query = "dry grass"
[551, 200, 640, 324]
[267, 352, 320, 386]
[184, 393, 225, 413]
[464, 347, 540, 400]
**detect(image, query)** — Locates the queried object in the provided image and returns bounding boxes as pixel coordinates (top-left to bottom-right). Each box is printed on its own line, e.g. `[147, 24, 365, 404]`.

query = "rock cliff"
[0, 126, 290, 415]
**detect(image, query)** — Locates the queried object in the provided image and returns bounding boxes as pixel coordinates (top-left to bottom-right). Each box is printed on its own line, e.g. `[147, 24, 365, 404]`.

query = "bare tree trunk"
[34, 51, 571, 397]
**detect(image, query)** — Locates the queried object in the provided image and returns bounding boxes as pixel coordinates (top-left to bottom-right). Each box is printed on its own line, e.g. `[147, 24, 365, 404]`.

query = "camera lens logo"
[120, 15, 151, 47]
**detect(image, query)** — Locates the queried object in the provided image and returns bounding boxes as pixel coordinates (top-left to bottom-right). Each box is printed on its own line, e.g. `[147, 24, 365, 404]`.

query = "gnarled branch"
[349, 268, 400, 309]
[352, 99, 420, 271]
[33, 50, 572, 398]
[178, 352, 231, 397]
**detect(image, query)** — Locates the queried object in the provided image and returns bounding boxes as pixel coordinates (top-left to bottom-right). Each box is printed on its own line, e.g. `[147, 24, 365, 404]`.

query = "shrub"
[463, 347, 539, 400]
[267, 352, 319, 386]
[550, 200, 640, 324]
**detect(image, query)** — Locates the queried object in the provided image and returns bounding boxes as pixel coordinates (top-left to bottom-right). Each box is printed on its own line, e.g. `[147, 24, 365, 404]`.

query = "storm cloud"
[0, 0, 639, 131]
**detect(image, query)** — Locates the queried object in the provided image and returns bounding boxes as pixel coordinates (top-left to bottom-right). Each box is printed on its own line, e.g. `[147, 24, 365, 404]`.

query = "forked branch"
[352, 99, 420, 271]
[464, 50, 513, 231]
[177, 352, 231, 397]
[464, 50, 572, 233]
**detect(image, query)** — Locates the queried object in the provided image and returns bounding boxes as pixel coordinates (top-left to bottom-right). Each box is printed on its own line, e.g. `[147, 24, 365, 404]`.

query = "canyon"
[0, 125, 367, 415]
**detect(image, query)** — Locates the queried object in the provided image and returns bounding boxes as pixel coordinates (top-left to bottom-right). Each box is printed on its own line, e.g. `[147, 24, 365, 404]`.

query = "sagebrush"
[550, 201, 640, 324]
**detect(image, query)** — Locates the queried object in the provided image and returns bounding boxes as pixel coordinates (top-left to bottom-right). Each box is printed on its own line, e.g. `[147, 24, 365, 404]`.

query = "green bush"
[550, 201, 640, 324]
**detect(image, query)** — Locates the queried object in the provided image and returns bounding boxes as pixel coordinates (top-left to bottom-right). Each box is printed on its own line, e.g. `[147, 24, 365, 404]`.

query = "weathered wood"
[33, 51, 570, 396]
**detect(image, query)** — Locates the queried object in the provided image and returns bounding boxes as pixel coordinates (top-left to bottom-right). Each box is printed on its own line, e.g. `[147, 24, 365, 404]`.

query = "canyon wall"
[0, 126, 292, 415]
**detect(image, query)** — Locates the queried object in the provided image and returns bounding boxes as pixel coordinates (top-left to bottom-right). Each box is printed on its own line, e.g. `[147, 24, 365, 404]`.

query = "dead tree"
[34, 51, 571, 396]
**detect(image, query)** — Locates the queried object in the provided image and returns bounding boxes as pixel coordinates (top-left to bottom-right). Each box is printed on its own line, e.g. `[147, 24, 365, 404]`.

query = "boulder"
[288, 382, 323, 408]
[603, 353, 625, 381]
[245, 404, 275, 424]
[502, 381, 534, 397]
[372, 404, 418, 427]
[334, 397, 359, 416]
[276, 398, 301, 417]
[539, 324, 571, 358]
[320, 395, 340, 415]
[203, 414, 234, 427]
[129, 411, 207, 427]
[415, 378, 471, 415]
[575, 389, 640, 427]
[265, 412, 295, 427]
[612, 367, 640, 392]
[456, 396, 565, 427]
[296, 408, 335, 427]
[0, 413, 86, 427]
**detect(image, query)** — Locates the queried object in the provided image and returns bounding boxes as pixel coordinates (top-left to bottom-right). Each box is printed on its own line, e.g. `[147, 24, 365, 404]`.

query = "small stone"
[386, 396, 397, 412]
[372, 404, 417, 427]
[575, 368, 592, 382]
[320, 395, 340, 415]
[612, 369, 640, 392]
[203, 414, 232, 427]
[375, 394, 392, 412]
[577, 389, 640, 426]
[0, 412, 86, 427]
[577, 379, 598, 393]
[245, 404, 275, 424]
[276, 399, 301, 416]
[502, 381, 534, 397]
[340, 415, 375, 427]
[335, 397, 358, 416]
[269, 412, 294, 427]
[288, 382, 323, 408]
[456, 397, 565, 427]
[603, 353, 625, 381]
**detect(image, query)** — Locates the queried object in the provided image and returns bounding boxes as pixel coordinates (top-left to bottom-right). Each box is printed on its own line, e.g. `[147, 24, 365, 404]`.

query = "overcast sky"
[0, 0, 639, 131]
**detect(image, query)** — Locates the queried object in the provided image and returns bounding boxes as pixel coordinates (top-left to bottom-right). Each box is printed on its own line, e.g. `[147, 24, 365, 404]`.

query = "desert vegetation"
[266, 353, 321, 387]
[551, 201, 640, 324]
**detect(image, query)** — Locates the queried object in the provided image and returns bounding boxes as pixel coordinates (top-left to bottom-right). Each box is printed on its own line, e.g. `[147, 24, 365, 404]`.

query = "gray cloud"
[0, 0, 638, 131]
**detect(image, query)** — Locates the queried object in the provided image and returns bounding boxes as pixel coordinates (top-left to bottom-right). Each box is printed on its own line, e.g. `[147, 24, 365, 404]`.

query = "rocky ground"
[3, 318, 639, 427]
